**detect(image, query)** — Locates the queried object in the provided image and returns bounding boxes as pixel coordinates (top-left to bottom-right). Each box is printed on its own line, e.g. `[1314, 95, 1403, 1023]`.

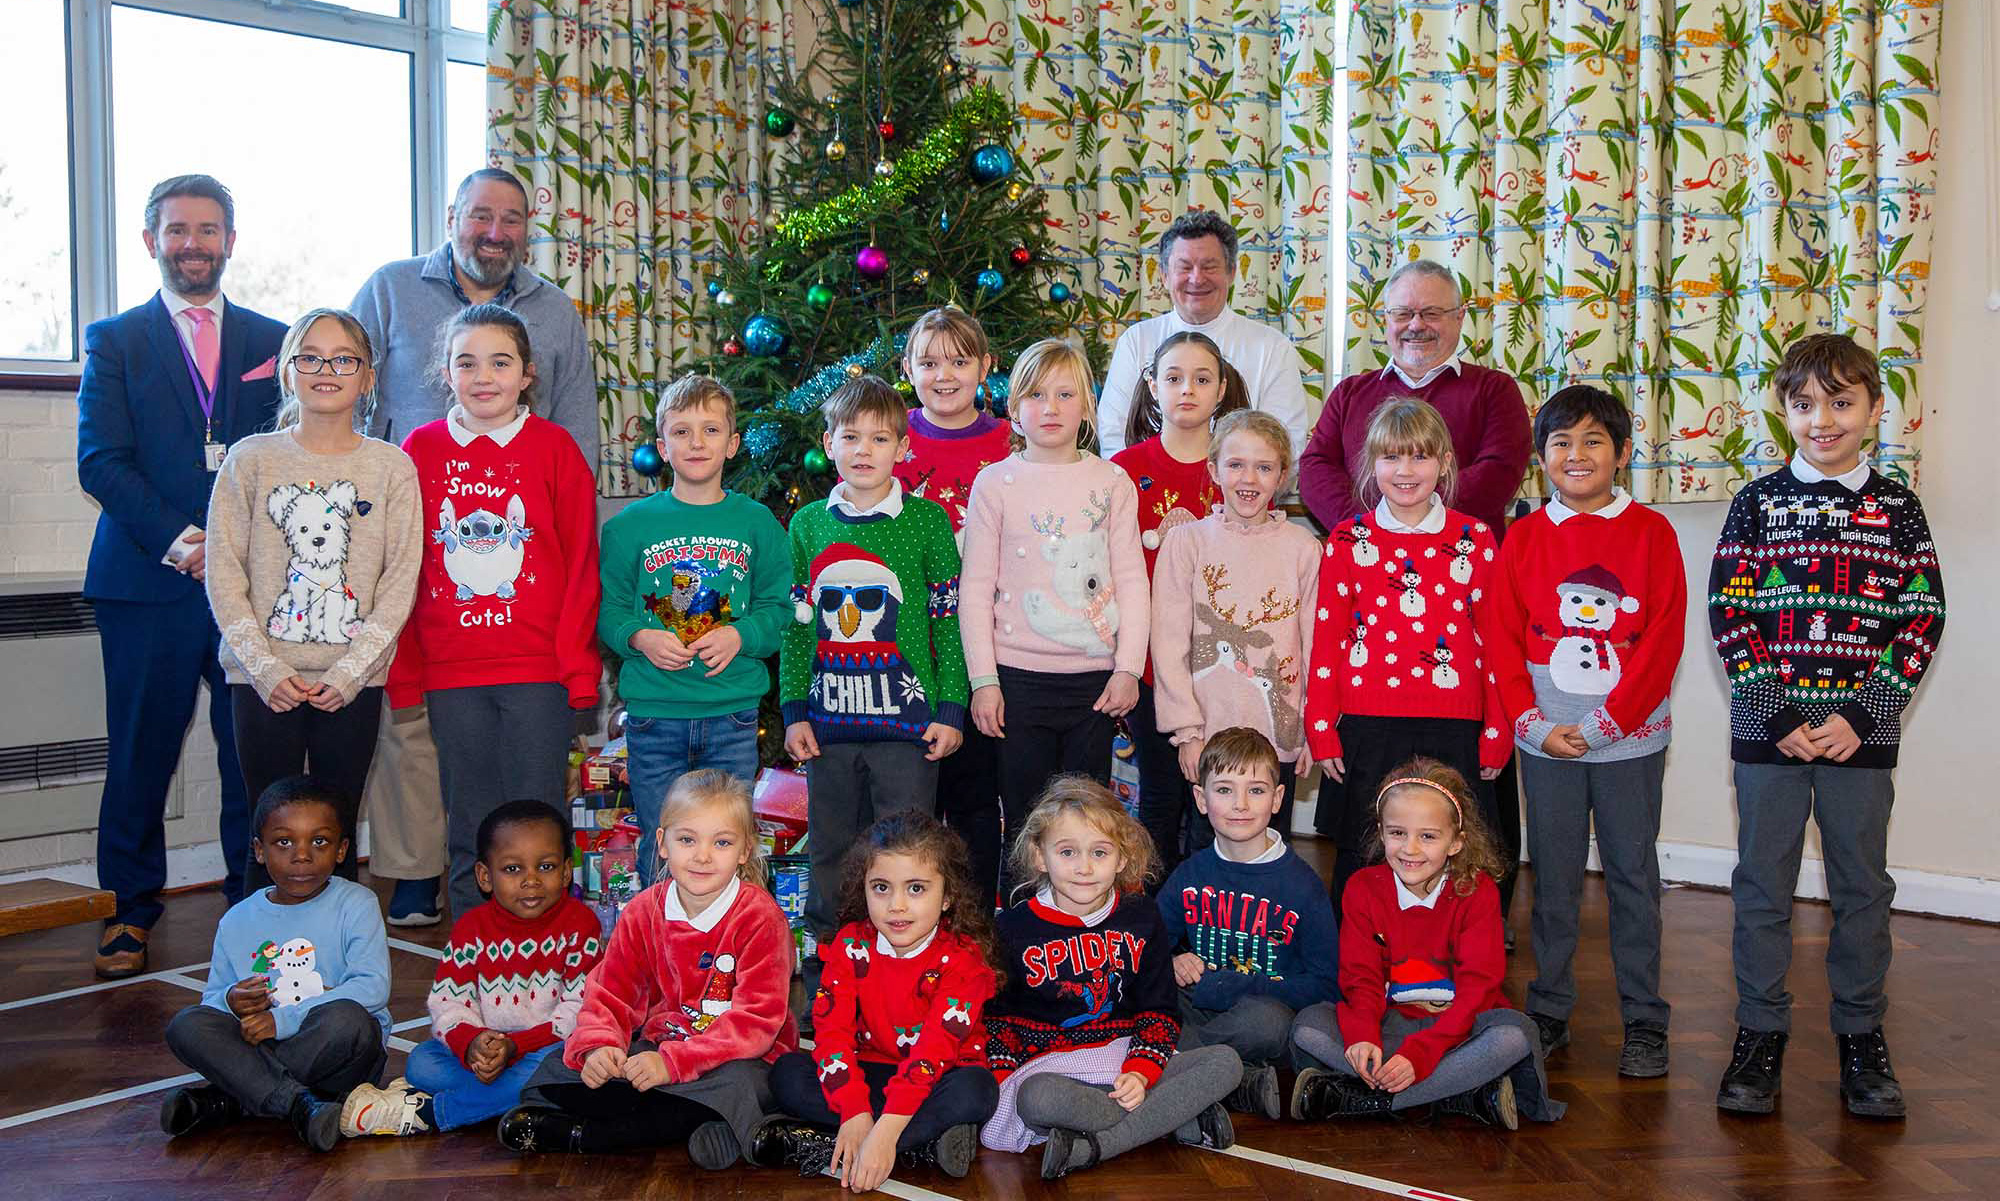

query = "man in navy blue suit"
[76, 175, 286, 978]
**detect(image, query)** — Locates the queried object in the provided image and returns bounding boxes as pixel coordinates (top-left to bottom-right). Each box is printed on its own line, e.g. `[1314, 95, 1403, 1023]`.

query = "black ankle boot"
[1181, 1100, 1235, 1149]
[1716, 1027, 1787, 1115]
[899, 1122, 978, 1177]
[159, 1085, 241, 1138]
[1038, 1126, 1101, 1181]
[1290, 1067, 1396, 1120]
[1837, 1029, 1907, 1119]
[1431, 1076, 1518, 1130]
[746, 1117, 838, 1177]
[286, 1091, 341, 1153]
[498, 1105, 587, 1154]
[1227, 1063, 1281, 1119]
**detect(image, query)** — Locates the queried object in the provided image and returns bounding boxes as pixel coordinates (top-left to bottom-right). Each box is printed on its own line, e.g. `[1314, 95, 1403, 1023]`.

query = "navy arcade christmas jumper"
[1158, 843, 1340, 1011]
[1708, 465, 1945, 768]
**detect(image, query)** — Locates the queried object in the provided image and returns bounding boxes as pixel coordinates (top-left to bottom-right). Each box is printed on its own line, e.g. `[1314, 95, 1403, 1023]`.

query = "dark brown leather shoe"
[93, 922, 149, 979]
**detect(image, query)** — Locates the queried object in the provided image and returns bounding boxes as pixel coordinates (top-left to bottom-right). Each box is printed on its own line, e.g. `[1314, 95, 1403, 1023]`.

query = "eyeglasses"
[1383, 306, 1465, 324]
[290, 354, 365, 376]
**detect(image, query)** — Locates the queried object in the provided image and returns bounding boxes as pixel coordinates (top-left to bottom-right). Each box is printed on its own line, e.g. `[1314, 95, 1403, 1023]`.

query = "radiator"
[0, 574, 118, 841]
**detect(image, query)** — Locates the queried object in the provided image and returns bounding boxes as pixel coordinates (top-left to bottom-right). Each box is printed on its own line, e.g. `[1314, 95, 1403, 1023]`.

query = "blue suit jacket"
[76, 293, 287, 603]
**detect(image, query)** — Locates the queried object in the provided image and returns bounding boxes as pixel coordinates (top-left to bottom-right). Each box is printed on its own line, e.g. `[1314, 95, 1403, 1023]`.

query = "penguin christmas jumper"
[1486, 495, 1687, 761]
[1303, 505, 1510, 770]
[427, 894, 605, 1060]
[806, 923, 997, 1121]
[390, 407, 602, 707]
[562, 877, 799, 1077]
[1708, 467, 1945, 768]
[779, 488, 970, 742]
[600, 490, 793, 718]
[984, 894, 1180, 1085]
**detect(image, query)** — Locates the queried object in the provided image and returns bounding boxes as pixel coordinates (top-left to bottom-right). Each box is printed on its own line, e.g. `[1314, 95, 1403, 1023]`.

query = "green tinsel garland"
[764, 87, 1012, 277]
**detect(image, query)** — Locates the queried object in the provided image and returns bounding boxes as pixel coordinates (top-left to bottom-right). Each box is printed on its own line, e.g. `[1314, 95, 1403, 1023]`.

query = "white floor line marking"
[388, 937, 444, 960]
[392, 1015, 430, 1033]
[0, 964, 211, 1013]
[1204, 1143, 1475, 1201]
[387, 1036, 418, 1052]
[0, 1072, 203, 1130]
[816, 1167, 960, 1201]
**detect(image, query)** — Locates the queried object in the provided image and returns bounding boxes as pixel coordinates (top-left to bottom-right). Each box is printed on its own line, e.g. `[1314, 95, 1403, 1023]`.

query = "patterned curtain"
[489, 0, 794, 495]
[488, 0, 1342, 496]
[1342, 0, 1941, 501]
[952, 0, 1343, 402]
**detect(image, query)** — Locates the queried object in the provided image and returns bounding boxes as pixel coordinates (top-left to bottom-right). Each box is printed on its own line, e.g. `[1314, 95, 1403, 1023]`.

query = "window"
[3, 0, 488, 376]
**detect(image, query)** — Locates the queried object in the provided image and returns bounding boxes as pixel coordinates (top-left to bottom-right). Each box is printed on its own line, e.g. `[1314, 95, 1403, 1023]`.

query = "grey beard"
[457, 241, 520, 287]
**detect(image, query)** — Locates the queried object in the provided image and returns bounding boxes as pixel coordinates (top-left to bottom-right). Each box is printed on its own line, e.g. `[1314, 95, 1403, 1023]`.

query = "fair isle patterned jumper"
[1708, 465, 1945, 769]
[426, 894, 605, 1060]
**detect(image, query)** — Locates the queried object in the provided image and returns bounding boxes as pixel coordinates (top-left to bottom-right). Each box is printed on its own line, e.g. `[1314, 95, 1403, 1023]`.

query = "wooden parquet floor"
[2, 841, 1996, 1200]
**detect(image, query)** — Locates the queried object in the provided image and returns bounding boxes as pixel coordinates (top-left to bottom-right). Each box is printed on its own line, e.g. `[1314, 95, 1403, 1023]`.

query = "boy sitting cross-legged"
[1157, 727, 1339, 1118]
[339, 799, 605, 1136]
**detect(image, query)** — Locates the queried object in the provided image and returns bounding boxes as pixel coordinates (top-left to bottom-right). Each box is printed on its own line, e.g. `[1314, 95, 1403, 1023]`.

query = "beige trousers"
[360, 695, 446, 879]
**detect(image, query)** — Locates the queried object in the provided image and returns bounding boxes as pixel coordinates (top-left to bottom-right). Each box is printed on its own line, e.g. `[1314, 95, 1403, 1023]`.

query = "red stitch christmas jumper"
[984, 892, 1179, 1086]
[426, 893, 605, 1060]
[807, 922, 998, 1121]
[562, 876, 799, 1080]
[896, 410, 1013, 538]
[1486, 493, 1686, 762]
[390, 407, 602, 707]
[1304, 503, 1510, 769]
[1111, 436, 1222, 577]
[1335, 866, 1509, 1082]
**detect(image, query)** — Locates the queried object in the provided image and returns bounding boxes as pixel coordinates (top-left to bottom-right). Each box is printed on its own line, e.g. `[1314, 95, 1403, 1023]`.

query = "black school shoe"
[1716, 1027, 1787, 1115]
[1837, 1029, 1907, 1119]
[1431, 1076, 1518, 1130]
[160, 1085, 241, 1138]
[900, 1122, 980, 1178]
[1290, 1067, 1395, 1120]
[1039, 1126, 1102, 1180]
[287, 1091, 342, 1153]
[1227, 1063, 1282, 1119]
[1618, 1020, 1670, 1078]
[687, 1119, 741, 1169]
[1530, 1012, 1570, 1057]
[1174, 1100, 1235, 1150]
[746, 1116, 837, 1176]
[498, 1105, 587, 1153]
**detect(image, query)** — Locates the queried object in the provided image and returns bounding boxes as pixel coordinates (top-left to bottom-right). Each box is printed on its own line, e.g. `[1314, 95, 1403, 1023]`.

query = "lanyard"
[174, 314, 218, 438]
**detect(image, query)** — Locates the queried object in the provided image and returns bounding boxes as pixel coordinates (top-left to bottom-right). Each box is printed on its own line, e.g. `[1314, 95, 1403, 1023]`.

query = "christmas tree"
[643, 0, 1083, 516]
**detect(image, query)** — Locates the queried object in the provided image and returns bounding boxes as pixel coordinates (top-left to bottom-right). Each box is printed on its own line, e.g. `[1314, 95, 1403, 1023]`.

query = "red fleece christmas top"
[807, 922, 998, 1122]
[1486, 495, 1686, 760]
[562, 877, 799, 1081]
[896, 411, 1014, 535]
[1304, 505, 1510, 769]
[426, 894, 604, 1060]
[1335, 866, 1509, 1082]
[391, 410, 602, 707]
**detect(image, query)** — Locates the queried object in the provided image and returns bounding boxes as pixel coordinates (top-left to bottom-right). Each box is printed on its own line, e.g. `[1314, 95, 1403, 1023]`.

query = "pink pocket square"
[241, 356, 277, 382]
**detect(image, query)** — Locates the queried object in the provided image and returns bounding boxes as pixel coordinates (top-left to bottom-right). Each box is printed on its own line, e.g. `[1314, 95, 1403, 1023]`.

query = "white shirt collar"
[1788, 453, 1872, 492]
[446, 403, 530, 447]
[1210, 829, 1287, 865]
[1373, 494, 1446, 534]
[875, 925, 939, 958]
[1035, 885, 1117, 927]
[160, 288, 226, 324]
[1394, 873, 1445, 910]
[1544, 486, 1632, 526]
[827, 477, 905, 518]
[1170, 305, 1236, 335]
[1384, 349, 1462, 391]
[662, 874, 742, 932]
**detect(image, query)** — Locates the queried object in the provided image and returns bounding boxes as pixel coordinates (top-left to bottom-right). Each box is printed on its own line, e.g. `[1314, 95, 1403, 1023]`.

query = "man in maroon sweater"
[1298, 260, 1531, 534]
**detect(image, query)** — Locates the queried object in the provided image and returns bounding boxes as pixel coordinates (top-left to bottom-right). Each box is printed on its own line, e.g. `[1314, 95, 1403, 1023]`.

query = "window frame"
[2, 0, 485, 382]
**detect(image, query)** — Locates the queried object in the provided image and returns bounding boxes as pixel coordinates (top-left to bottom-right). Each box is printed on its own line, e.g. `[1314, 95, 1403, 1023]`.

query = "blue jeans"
[625, 709, 760, 887]
[404, 1038, 556, 1130]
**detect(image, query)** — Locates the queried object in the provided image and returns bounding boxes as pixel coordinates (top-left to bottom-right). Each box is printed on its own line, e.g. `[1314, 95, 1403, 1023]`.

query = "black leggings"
[937, 722, 1004, 910]
[232, 684, 382, 891]
[769, 1052, 999, 1148]
[531, 1077, 728, 1154]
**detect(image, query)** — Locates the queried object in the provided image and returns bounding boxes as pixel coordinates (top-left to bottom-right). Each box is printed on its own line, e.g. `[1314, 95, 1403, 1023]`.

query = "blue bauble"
[969, 144, 1014, 184]
[983, 371, 1010, 416]
[742, 313, 787, 357]
[1050, 282, 1072, 303]
[706, 279, 722, 298]
[631, 443, 664, 478]
[975, 268, 1005, 294]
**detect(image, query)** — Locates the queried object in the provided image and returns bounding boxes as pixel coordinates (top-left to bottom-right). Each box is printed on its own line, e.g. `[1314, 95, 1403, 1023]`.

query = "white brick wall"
[0, 386, 224, 878]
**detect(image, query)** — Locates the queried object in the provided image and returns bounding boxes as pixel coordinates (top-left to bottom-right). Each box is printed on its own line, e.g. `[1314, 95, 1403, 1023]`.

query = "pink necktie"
[185, 307, 220, 392]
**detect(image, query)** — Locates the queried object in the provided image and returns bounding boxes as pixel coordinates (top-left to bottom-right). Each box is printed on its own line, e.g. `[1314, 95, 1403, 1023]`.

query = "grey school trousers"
[1177, 992, 1297, 1065]
[1730, 762, 1896, 1035]
[1519, 750, 1669, 1026]
[165, 999, 386, 1117]
[803, 740, 938, 938]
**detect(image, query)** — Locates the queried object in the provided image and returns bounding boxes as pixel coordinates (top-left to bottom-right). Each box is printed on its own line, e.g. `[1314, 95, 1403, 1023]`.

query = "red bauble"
[1009, 245, 1033, 267]
[722, 338, 744, 357]
[877, 119, 896, 140]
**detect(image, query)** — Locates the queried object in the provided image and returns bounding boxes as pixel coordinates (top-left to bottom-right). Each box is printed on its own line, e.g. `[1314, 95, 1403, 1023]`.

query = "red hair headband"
[1377, 776, 1463, 826]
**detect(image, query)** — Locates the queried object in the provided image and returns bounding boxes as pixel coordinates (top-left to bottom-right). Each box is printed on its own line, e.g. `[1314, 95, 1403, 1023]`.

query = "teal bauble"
[631, 443, 663, 478]
[743, 314, 786, 357]
[976, 268, 1005, 294]
[969, 143, 1014, 183]
[1050, 282, 1072, 302]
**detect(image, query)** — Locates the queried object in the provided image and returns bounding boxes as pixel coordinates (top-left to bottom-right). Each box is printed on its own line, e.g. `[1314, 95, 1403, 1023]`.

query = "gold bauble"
[824, 138, 847, 161]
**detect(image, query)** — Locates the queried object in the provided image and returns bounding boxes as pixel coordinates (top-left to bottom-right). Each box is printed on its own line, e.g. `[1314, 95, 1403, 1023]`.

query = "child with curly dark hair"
[750, 812, 1002, 1190]
[1290, 758, 1562, 1129]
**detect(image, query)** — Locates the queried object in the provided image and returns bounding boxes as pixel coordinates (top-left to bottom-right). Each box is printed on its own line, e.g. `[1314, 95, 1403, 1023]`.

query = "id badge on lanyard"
[176, 328, 226, 473]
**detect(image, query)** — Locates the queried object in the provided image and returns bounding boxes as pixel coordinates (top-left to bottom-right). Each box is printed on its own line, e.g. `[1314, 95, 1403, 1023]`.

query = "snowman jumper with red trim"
[1303, 504, 1510, 770]
[805, 922, 998, 1121]
[1486, 493, 1687, 761]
